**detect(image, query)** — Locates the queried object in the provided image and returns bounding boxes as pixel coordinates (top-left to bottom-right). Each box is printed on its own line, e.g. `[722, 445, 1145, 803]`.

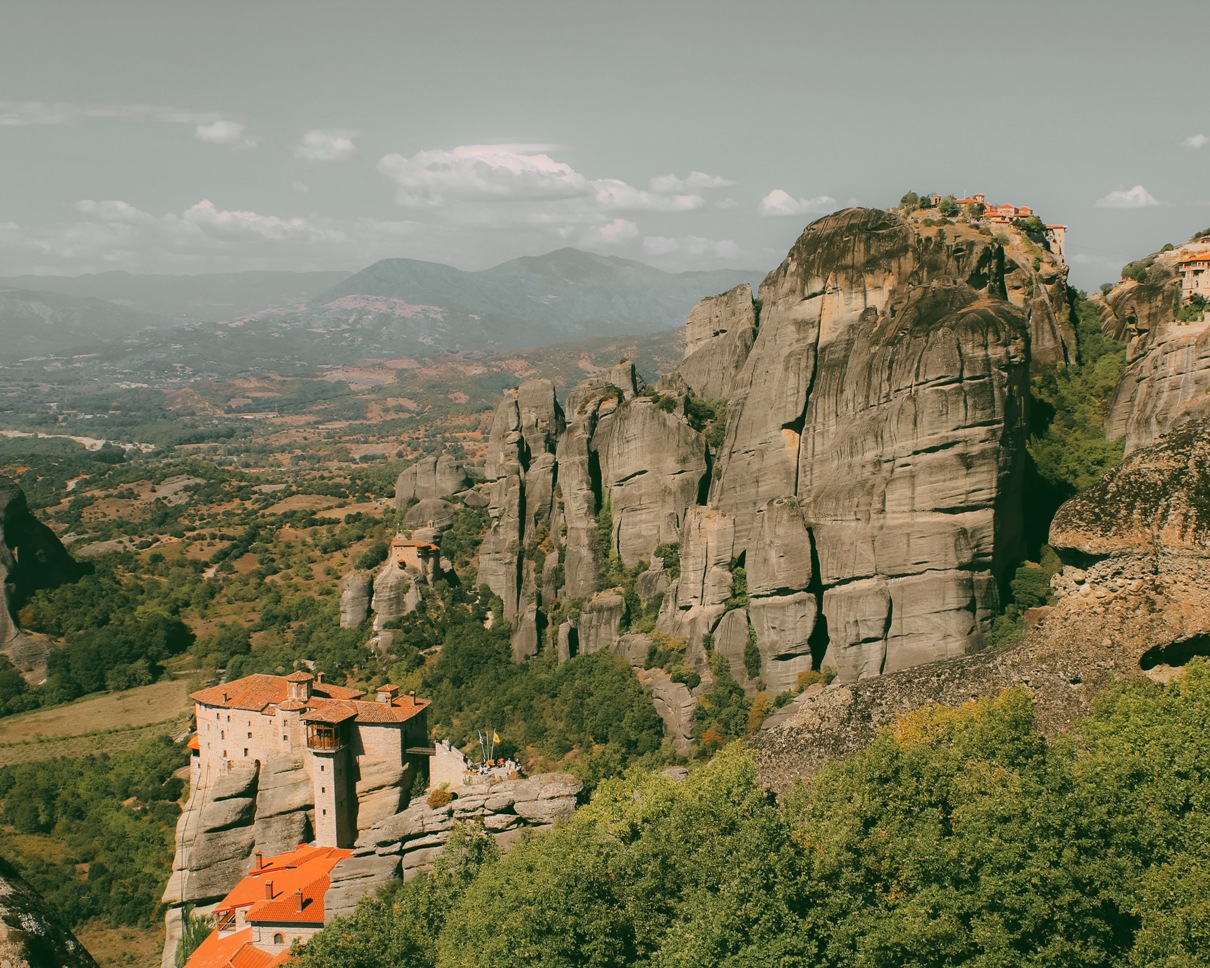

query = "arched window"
[273, 933, 284, 945]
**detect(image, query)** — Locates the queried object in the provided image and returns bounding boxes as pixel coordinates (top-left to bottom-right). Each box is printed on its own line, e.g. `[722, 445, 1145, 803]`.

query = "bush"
[427, 787, 455, 809]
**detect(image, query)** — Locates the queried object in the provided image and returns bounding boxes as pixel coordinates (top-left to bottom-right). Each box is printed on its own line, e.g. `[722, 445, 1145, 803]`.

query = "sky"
[1, 0, 1208, 290]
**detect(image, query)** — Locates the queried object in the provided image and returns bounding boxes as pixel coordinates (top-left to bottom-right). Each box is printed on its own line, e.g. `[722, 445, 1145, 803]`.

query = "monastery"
[184, 843, 350, 968]
[1177, 244, 1210, 301]
[189, 671, 431, 848]
[926, 192, 1066, 259]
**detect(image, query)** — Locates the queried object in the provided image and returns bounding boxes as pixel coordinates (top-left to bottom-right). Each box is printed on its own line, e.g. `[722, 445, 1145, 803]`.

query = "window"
[247, 732, 252, 739]
[273, 934, 284, 945]
[220, 730, 225, 739]
[320, 786, 325, 793]
[322, 809, 327, 816]
[243, 749, 248, 756]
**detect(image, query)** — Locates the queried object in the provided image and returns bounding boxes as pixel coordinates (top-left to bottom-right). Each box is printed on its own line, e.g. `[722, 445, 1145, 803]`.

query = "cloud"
[195, 120, 256, 148]
[757, 189, 837, 217]
[1185, 133, 1208, 149]
[295, 130, 358, 163]
[1095, 185, 1166, 209]
[649, 171, 735, 193]
[377, 144, 589, 207]
[599, 218, 638, 243]
[0, 99, 223, 126]
[591, 179, 703, 213]
[75, 199, 156, 224]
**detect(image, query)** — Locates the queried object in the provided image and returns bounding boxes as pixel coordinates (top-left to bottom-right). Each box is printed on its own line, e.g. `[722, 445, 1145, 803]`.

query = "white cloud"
[599, 218, 638, 243]
[757, 188, 837, 217]
[0, 99, 223, 126]
[377, 144, 589, 207]
[649, 171, 735, 193]
[592, 178, 703, 213]
[1095, 185, 1166, 209]
[75, 199, 155, 224]
[295, 130, 358, 163]
[1185, 133, 1208, 149]
[195, 120, 256, 148]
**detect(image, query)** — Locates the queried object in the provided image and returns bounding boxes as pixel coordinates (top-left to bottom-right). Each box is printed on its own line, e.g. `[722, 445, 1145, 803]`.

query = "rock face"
[161, 757, 315, 968]
[1102, 251, 1210, 454]
[393, 455, 471, 507]
[1051, 417, 1210, 557]
[0, 478, 85, 674]
[325, 773, 581, 919]
[754, 415, 1210, 795]
[0, 856, 98, 968]
[468, 207, 1068, 702]
[339, 570, 373, 629]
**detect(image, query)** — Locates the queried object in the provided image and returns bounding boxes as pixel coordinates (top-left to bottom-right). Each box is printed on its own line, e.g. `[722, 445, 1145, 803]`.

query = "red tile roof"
[187, 735, 201, 751]
[214, 845, 349, 916]
[185, 929, 287, 968]
[191, 674, 363, 711]
[284, 671, 314, 682]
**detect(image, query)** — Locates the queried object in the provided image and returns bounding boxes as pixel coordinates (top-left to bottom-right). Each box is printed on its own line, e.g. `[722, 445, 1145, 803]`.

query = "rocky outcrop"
[0, 856, 98, 968]
[325, 774, 581, 919]
[393, 455, 470, 507]
[753, 417, 1210, 795]
[0, 478, 85, 675]
[1102, 252, 1210, 454]
[676, 283, 757, 399]
[339, 570, 373, 629]
[468, 207, 1069, 695]
[1050, 417, 1210, 557]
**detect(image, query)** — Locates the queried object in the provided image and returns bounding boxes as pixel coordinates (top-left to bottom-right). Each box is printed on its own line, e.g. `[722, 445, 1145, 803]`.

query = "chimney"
[408, 690, 416, 704]
[376, 684, 399, 705]
[315, 671, 324, 684]
[255, 850, 263, 870]
[295, 889, 304, 912]
[264, 880, 274, 900]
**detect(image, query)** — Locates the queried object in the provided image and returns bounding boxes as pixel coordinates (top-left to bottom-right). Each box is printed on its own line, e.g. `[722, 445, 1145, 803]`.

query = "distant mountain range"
[0, 250, 761, 368]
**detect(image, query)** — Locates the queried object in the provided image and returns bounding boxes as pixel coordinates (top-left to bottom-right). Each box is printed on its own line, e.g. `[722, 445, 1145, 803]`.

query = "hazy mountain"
[0, 269, 352, 324]
[0, 287, 159, 361]
[0, 249, 761, 375]
[310, 248, 761, 344]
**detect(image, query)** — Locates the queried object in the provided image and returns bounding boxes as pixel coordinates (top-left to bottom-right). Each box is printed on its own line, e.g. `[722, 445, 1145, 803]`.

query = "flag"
[492, 732, 501, 744]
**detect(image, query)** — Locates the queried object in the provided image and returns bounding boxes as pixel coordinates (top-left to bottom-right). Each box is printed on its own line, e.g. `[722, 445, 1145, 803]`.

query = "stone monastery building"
[184, 843, 350, 968]
[190, 671, 430, 848]
[1177, 243, 1210, 300]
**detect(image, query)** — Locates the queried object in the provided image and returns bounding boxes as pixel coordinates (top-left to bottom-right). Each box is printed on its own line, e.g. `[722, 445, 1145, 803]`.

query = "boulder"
[402, 498, 455, 531]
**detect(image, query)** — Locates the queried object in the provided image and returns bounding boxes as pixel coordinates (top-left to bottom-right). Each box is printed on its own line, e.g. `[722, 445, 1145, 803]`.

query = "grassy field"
[0, 679, 192, 767]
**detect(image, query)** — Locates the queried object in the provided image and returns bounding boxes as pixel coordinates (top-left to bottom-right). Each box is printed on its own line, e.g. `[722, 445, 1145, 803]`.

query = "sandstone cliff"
[753, 416, 1210, 793]
[1102, 248, 1210, 453]
[0, 856, 98, 968]
[0, 478, 85, 675]
[472, 208, 1066, 694]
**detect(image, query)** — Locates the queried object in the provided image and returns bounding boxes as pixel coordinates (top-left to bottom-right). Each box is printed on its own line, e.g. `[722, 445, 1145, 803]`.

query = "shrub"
[427, 787, 456, 809]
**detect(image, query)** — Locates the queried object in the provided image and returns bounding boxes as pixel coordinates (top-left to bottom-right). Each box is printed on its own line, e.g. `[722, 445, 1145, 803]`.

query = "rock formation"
[1102, 250, 1210, 453]
[0, 477, 85, 675]
[325, 773, 581, 918]
[393, 455, 471, 508]
[0, 856, 98, 968]
[753, 415, 1210, 794]
[469, 208, 1070, 697]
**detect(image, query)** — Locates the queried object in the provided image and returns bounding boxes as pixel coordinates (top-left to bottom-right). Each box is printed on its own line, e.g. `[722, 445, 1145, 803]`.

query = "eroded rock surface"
[0, 478, 85, 676]
[1103, 248, 1210, 453]
[325, 773, 581, 919]
[0, 856, 98, 968]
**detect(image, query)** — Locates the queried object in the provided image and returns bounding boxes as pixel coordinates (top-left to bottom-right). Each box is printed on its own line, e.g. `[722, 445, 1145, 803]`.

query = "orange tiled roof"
[185, 929, 287, 968]
[284, 671, 314, 682]
[302, 704, 358, 724]
[1177, 251, 1210, 265]
[213, 844, 350, 918]
[191, 673, 363, 711]
[247, 875, 331, 925]
[187, 735, 201, 751]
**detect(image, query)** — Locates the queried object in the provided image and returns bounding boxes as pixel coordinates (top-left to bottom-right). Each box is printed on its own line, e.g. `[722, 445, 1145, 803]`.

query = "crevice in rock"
[878, 596, 893, 676]
[1140, 634, 1210, 671]
[806, 528, 830, 669]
